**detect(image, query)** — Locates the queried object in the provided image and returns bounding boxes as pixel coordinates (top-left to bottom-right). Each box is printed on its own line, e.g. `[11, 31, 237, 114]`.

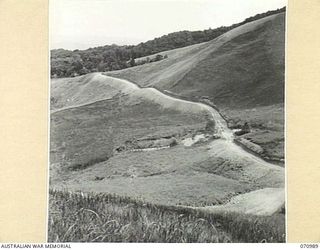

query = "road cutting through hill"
[51, 73, 284, 216]
[97, 73, 285, 216]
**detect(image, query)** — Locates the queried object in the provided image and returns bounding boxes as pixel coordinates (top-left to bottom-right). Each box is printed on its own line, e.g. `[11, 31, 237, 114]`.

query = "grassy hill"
[106, 13, 285, 106]
[50, 74, 284, 206]
[106, 13, 285, 161]
[50, 12, 285, 204]
[172, 13, 285, 108]
[49, 11, 286, 242]
[50, 76, 208, 187]
[50, 8, 285, 78]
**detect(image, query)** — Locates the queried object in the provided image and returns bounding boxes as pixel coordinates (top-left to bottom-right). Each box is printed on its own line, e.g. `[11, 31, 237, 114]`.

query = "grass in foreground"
[48, 190, 285, 243]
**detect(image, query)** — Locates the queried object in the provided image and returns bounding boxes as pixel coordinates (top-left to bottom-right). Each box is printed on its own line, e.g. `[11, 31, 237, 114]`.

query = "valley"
[50, 73, 284, 212]
[49, 10, 286, 243]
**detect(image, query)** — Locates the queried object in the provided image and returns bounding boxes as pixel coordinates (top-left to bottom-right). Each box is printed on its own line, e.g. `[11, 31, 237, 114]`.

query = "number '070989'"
[300, 244, 319, 248]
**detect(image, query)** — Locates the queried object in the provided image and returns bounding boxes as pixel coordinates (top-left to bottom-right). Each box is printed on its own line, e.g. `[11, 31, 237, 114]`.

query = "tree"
[129, 57, 136, 67]
[50, 7, 286, 78]
[154, 54, 163, 61]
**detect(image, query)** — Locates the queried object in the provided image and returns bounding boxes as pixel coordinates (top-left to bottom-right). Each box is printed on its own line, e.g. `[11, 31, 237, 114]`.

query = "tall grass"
[48, 190, 285, 243]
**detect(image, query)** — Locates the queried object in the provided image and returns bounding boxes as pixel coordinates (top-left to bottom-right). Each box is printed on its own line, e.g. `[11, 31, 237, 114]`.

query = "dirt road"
[52, 73, 285, 216]
[183, 188, 284, 216]
[96, 74, 285, 216]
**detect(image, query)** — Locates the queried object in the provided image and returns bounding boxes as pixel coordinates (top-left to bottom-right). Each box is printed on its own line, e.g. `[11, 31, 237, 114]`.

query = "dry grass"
[48, 190, 285, 243]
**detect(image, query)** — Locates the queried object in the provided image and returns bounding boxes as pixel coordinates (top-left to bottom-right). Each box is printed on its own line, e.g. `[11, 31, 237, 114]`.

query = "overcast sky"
[50, 0, 286, 50]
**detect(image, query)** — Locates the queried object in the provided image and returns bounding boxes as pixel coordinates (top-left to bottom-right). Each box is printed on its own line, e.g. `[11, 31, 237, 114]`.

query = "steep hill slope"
[50, 8, 285, 78]
[107, 13, 285, 108]
[106, 13, 285, 161]
[49, 11, 286, 242]
[172, 13, 285, 108]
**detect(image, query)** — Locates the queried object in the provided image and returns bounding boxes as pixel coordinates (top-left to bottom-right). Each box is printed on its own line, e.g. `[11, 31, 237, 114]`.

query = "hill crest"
[51, 7, 285, 78]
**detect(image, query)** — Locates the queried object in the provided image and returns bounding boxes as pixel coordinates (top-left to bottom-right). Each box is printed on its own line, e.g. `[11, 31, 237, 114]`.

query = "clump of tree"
[134, 54, 168, 66]
[51, 7, 285, 78]
[235, 122, 251, 136]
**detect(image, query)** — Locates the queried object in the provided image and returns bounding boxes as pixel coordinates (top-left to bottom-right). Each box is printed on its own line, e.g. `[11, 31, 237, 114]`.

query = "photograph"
[48, 0, 286, 243]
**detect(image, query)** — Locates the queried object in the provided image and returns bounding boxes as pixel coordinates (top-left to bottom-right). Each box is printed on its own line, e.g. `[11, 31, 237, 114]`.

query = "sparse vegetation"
[48, 190, 285, 243]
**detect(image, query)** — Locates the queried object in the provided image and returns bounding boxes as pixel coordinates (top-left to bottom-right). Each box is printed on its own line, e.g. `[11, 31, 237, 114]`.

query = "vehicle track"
[97, 74, 285, 216]
[52, 73, 285, 216]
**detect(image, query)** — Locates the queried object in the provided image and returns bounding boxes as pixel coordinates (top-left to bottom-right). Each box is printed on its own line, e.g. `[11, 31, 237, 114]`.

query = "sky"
[50, 0, 286, 50]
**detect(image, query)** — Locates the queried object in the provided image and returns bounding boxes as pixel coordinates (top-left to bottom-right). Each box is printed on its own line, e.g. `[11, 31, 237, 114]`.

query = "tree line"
[51, 7, 285, 78]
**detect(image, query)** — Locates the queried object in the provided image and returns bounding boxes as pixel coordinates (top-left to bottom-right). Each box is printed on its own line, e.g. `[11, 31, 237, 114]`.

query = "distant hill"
[51, 7, 285, 78]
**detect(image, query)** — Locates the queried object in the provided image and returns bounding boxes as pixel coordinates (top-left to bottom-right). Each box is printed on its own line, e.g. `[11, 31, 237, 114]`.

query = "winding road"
[97, 73, 285, 216]
[52, 73, 285, 216]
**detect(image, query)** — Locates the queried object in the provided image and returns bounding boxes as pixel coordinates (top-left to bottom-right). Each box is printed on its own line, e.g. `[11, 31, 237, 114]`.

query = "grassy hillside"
[172, 13, 285, 108]
[50, 89, 207, 184]
[51, 73, 144, 111]
[51, 8, 285, 78]
[106, 13, 285, 104]
[106, 13, 285, 161]
[50, 74, 283, 206]
[49, 10, 286, 243]
[48, 190, 285, 242]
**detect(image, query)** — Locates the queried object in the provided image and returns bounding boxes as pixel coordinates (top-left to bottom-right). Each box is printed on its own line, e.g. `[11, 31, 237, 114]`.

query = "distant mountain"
[50, 7, 285, 78]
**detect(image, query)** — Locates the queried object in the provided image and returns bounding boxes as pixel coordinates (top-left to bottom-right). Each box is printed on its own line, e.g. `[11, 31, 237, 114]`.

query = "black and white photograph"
[48, 0, 286, 243]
